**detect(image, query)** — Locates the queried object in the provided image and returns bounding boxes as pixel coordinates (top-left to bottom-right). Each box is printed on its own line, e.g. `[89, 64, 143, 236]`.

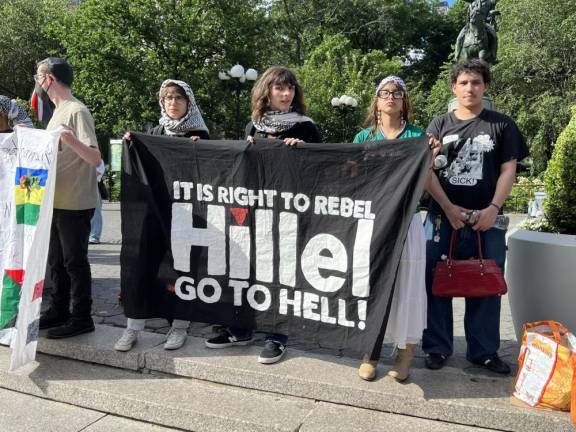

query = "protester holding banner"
[423, 59, 528, 374]
[352, 76, 427, 382]
[244, 67, 322, 146]
[115, 79, 209, 352]
[35, 57, 102, 339]
[0, 95, 33, 132]
[205, 66, 322, 364]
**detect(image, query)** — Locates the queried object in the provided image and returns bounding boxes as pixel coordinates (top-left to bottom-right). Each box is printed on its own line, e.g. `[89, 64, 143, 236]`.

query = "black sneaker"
[205, 330, 254, 348]
[46, 320, 95, 339]
[39, 309, 70, 330]
[475, 356, 511, 375]
[257, 340, 286, 364]
[425, 353, 447, 370]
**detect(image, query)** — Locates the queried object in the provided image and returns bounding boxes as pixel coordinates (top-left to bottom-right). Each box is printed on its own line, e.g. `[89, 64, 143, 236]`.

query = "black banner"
[120, 133, 431, 352]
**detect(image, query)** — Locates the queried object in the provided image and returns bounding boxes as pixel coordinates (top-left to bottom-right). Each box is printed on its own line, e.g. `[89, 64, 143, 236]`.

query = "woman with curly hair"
[205, 66, 321, 364]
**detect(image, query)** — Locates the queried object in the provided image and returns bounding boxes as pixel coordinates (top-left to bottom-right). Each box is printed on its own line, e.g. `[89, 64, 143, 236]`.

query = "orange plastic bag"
[572, 355, 576, 425]
[513, 321, 576, 412]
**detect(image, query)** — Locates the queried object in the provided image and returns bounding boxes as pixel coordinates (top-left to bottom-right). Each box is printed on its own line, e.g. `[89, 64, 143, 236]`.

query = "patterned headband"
[0, 96, 33, 127]
[376, 76, 407, 95]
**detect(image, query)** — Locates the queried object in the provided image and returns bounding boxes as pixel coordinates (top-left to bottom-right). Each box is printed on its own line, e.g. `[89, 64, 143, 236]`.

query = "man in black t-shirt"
[423, 59, 528, 374]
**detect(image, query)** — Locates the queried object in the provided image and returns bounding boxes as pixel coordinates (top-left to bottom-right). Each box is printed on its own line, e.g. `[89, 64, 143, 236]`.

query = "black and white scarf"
[0, 96, 33, 128]
[158, 79, 209, 136]
[253, 110, 313, 134]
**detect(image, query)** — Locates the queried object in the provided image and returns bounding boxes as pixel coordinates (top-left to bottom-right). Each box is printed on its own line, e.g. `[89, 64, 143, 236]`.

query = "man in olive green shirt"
[36, 57, 102, 339]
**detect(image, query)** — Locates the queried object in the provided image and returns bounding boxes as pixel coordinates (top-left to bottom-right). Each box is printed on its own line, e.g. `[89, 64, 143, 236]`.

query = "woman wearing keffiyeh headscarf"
[115, 79, 209, 353]
[152, 79, 209, 138]
[353, 76, 433, 382]
[0, 95, 33, 132]
[204, 66, 322, 365]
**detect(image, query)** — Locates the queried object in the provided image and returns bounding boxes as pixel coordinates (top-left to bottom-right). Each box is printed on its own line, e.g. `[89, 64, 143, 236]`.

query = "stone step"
[27, 325, 575, 432]
[1, 346, 504, 432]
[0, 387, 181, 432]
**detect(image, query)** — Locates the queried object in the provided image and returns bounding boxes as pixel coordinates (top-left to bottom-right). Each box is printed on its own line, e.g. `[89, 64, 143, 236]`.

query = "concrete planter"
[506, 229, 576, 340]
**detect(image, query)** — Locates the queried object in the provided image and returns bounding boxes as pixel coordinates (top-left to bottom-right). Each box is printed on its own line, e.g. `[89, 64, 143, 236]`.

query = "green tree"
[269, 0, 460, 82]
[492, 0, 576, 174]
[0, 0, 69, 99]
[50, 0, 279, 145]
[543, 106, 576, 234]
[297, 35, 402, 142]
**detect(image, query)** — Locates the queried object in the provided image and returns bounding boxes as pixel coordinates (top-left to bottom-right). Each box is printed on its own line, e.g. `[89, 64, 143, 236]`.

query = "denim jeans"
[421, 212, 506, 363]
[89, 202, 102, 242]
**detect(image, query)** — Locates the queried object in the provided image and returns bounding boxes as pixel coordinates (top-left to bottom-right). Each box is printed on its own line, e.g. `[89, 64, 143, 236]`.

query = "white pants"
[385, 213, 427, 349]
[127, 318, 190, 331]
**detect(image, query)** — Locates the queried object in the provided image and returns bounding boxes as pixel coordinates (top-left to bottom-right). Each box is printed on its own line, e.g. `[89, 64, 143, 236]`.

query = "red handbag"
[432, 230, 507, 298]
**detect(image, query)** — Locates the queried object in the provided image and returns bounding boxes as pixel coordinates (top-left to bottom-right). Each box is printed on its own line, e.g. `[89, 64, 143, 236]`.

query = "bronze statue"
[455, 0, 500, 64]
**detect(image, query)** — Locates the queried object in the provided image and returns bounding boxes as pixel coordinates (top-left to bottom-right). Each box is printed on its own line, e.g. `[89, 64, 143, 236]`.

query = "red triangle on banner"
[32, 280, 44, 301]
[230, 208, 248, 225]
[5, 269, 25, 286]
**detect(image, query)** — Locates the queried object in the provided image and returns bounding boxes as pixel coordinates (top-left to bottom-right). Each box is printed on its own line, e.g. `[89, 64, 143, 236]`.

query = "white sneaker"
[114, 328, 138, 352]
[164, 327, 187, 350]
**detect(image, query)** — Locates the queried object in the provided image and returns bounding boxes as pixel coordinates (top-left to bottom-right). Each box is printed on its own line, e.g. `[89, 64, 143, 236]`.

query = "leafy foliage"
[0, 0, 69, 99]
[543, 106, 576, 234]
[270, 0, 458, 85]
[49, 0, 278, 145]
[297, 35, 401, 142]
[492, 0, 576, 174]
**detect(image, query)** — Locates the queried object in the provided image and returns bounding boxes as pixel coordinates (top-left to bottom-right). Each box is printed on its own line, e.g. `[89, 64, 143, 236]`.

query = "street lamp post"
[331, 95, 358, 141]
[219, 65, 258, 139]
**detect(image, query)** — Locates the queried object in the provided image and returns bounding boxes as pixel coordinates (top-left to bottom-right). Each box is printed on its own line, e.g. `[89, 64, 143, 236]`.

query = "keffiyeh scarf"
[376, 76, 407, 95]
[253, 110, 313, 134]
[0, 96, 33, 128]
[158, 79, 209, 136]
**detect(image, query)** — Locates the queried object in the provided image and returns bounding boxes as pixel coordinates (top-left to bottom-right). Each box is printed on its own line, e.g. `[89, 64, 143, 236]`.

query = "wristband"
[489, 202, 501, 212]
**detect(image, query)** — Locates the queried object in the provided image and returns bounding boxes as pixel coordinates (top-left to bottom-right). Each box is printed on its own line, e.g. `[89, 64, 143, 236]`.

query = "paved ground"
[81, 202, 525, 364]
[0, 388, 181, 432]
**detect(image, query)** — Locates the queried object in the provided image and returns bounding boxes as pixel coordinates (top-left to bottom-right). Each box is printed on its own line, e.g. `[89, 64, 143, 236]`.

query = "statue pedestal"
[447, 96, 495, 112]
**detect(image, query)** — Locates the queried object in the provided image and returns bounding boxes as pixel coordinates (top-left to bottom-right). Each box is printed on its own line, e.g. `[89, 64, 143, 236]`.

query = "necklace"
[378, 119, 406, 139]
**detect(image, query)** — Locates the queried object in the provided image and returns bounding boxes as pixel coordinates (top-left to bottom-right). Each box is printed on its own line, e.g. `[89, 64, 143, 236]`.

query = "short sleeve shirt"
[352, 123, 424, 143]
[47, 97, 99, 210]
[427, 109, 528, 212]
[353, 123, 425, 212]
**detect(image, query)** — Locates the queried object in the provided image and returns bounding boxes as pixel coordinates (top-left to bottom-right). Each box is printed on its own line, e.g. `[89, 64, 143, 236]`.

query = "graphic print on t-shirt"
[442, 133, 495, 186]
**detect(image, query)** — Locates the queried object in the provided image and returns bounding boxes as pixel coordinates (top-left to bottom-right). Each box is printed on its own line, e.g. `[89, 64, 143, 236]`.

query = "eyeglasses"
[162, 95, 186, 104]
[377, 89, 404, 100]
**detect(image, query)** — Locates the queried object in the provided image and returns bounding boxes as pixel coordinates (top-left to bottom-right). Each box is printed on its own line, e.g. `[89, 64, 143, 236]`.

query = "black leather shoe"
[39, 310, 70, 330]
[425, 353, 447, 370]
[475, 356, 511, 375]
[46, 320, 95, 339]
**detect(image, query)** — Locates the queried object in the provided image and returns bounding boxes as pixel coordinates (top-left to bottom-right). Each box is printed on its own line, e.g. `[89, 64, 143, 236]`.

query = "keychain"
[433, 215, 441, 243]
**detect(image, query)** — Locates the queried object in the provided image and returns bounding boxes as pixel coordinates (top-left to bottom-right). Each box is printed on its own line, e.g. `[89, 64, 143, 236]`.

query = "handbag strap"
[448, 230, 484, 261]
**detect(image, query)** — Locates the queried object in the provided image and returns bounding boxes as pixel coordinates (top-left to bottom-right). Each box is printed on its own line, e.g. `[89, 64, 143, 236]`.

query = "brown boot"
[358, 354, 378, 381]
[387, 344, 416, 382]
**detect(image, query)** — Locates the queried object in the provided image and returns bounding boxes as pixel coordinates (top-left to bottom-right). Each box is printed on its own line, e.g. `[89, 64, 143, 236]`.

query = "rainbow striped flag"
[0, 128, 59, 371]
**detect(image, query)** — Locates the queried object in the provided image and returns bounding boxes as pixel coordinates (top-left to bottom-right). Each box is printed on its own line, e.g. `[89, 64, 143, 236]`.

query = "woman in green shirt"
[354, 76, 427, 382]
